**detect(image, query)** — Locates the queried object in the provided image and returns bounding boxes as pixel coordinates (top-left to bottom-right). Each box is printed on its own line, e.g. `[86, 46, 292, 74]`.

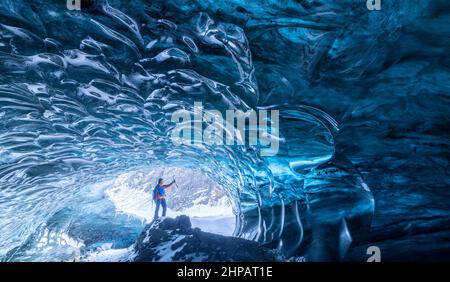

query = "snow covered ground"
[190, 216, 236, 236]
[81, 244, 135, 262]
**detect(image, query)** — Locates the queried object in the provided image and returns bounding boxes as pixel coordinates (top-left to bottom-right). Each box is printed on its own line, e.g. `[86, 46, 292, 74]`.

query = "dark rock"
[133, 216, 281, 262]
[158, 215, 191, 231]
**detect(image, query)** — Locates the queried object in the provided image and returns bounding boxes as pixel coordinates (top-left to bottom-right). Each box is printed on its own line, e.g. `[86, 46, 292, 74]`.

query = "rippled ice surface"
[0, 0, 449, 261]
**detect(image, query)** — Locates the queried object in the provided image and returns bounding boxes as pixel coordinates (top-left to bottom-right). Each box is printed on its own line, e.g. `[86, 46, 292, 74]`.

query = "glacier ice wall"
[0, 0, 448, 261]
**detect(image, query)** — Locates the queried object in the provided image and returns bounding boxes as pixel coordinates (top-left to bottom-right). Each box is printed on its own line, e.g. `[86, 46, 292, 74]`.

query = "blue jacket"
[153, 182, 174, 200]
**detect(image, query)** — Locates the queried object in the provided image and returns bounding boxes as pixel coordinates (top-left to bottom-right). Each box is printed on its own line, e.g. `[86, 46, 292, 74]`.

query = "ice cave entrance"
[105, 167, 236, 236]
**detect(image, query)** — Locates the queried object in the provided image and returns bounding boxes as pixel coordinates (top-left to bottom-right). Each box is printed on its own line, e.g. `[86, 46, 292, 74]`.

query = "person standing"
[152, 178, 175, 219]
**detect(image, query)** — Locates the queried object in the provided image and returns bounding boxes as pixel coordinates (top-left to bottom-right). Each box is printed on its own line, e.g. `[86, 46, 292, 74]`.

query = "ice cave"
[0, 0, 449, 262]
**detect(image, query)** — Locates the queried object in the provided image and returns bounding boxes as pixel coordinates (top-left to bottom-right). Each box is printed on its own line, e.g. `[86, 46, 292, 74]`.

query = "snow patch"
[80, 244, 135, 262]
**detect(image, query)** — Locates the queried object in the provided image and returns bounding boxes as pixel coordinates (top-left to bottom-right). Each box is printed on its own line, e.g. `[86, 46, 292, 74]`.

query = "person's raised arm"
[164, 180, 175, 189]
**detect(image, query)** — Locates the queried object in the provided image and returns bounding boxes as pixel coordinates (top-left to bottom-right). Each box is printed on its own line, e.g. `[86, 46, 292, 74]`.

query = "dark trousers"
[154, 198, 167, 219]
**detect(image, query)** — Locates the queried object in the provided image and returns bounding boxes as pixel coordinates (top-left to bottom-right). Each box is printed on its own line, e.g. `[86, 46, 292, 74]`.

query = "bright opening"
[105, 167, 236, 236]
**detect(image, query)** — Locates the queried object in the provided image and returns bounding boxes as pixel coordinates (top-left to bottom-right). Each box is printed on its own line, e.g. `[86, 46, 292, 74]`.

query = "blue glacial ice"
[0, 0, 449, 261]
